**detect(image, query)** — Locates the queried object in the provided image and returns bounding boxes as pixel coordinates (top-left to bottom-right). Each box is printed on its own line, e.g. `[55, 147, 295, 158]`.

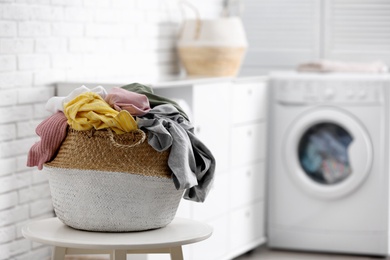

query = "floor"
[64, 245, 389, 260]
[233, 245, 388, 260]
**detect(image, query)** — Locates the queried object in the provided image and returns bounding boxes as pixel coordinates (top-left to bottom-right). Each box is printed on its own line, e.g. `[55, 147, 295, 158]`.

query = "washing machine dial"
[324, 88, 335, 100]
[346, 90, 355, 99]
[358, 89, 367, 99]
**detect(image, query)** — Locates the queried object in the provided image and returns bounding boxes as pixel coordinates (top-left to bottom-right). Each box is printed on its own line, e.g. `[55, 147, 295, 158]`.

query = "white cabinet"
[226, 78, 267, 259]
[241, 0, 390, 75]
[231, 81, 268, 124]
[192, 82, 231, 174]
[229, 201, 265, 251]
[190, 215, 229, 260]
[231, 122, 266, 165]
[153, 77, 268, 260]
[230, 161, 265, 209]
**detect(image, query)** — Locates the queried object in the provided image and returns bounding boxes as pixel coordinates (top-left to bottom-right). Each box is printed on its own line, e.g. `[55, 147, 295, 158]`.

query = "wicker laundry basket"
[44, 128, 183, 232]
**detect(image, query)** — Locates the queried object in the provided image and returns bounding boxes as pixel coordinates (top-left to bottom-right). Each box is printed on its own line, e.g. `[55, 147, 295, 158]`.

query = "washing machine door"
[284, 107, 373, 199]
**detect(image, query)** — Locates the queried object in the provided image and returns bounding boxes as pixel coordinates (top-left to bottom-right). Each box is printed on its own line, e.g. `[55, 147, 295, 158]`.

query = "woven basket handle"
[178, 0, 201, 40]
[107, 128, 146, 149]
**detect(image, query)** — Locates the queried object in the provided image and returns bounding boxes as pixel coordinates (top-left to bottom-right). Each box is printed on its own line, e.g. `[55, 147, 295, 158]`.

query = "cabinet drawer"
[230, 162, 265, 209]
[175, 199, 192, 219]
[194, 125, 229, 174]
[229, 201, 265, 250]
[230, 122, 266, 166]
[194, 83, 230, 173]
[192, 173, 229, 221]
[190, 216, 229, 260]
[231, 82, 267, 124]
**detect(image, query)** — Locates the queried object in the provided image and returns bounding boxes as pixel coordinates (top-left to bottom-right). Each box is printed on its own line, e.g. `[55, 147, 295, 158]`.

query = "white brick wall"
[0, 0, 223, 259]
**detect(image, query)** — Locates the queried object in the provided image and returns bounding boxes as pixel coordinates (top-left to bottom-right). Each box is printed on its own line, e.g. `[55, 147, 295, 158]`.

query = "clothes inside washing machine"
[298, 123, 353, 185]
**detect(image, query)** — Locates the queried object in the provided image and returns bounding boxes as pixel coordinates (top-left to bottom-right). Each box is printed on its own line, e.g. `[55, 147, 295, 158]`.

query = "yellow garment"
[64, 92, 137, 134]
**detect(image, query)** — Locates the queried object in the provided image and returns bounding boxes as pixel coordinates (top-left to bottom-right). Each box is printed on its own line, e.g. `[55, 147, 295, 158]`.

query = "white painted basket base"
[44, 166, 183, 232]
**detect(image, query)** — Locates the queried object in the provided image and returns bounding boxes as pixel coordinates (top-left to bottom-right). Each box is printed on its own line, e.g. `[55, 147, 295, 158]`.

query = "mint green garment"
[121, 83, 189, 121]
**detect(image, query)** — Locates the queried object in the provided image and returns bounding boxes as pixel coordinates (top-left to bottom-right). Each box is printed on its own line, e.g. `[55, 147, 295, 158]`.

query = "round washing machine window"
[298, 123, 353, 185]
[284, 108, 373, 199]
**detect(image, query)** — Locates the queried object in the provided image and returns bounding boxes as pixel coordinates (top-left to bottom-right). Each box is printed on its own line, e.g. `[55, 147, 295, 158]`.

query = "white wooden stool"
[22, 217, 212, 260]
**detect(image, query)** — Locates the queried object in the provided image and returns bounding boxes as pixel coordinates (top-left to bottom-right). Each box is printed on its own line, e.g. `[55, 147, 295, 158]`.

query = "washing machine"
[267, 71, 390, 256]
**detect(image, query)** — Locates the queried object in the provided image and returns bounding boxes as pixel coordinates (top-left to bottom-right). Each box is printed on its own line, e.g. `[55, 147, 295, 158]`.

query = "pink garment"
[105, 87, 150, 116]
[27, 112, 68, 170]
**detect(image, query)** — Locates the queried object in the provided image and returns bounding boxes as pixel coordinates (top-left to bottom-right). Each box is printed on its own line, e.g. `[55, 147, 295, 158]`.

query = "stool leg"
[170, 246, 183, 260]
[52, 246, 66, 260]
[113, 249, 127, 260]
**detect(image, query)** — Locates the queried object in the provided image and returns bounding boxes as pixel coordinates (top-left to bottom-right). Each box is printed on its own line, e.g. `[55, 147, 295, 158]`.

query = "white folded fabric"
[297, 60, 389, 73]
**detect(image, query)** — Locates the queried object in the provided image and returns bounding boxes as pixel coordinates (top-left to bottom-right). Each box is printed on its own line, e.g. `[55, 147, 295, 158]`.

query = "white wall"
[0, 1, 223, 259]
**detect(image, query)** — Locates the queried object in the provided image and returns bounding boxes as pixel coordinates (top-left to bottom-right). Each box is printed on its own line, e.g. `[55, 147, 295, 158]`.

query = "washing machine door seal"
[283, 107, 373, 199]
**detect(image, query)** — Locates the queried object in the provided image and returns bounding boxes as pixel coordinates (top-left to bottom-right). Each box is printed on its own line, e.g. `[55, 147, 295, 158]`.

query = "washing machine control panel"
[273, 79, 387, 104]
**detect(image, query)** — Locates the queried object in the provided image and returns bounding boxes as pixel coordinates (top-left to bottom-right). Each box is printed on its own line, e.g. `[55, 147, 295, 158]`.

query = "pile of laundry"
[27, 83, 215, 203]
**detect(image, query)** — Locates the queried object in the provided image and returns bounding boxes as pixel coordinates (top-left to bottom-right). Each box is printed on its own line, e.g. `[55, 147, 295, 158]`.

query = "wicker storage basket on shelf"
[177, 1, 248, 77]
[177, 44, 246, 77]
[177, 17, 247, 77]
[43, 128, 183, 232]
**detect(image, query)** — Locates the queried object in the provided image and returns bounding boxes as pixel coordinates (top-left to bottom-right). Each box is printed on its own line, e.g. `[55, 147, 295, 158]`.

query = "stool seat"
[22, 217, 212, 260]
